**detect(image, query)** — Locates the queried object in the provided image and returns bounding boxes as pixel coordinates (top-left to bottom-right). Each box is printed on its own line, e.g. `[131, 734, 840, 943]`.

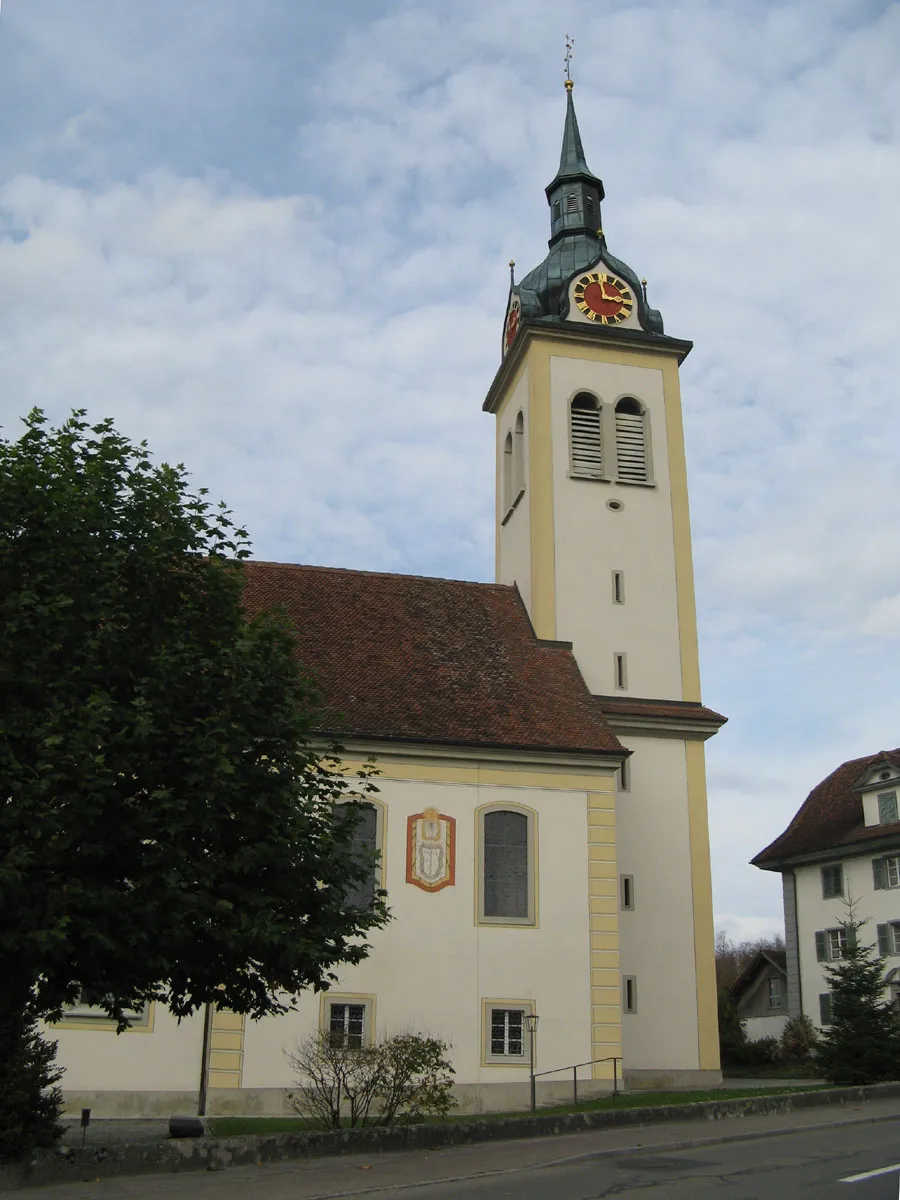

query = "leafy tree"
[817, 906, 900, 1085]
[0, 410, 390, 1135]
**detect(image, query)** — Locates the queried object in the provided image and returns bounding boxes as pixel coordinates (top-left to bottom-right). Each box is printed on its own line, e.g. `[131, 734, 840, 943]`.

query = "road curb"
[2, 1081, 899, 1192]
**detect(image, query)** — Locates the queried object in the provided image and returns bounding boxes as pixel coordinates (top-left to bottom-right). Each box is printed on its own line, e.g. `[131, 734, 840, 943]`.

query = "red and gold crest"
[406, 808, 455, 892]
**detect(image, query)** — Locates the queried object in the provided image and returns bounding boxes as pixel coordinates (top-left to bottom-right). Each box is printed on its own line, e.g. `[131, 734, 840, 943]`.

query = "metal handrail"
[529, 1055, 621, 1110]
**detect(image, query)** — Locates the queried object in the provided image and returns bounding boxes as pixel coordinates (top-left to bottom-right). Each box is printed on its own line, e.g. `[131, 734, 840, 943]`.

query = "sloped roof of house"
[240, 561, 626, 758]
[727, 949, 787, 1003]
[753, 750, 900, 868]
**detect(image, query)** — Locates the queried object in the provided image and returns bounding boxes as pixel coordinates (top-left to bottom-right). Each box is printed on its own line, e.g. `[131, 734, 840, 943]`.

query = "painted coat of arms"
[406, 808, 455, 892]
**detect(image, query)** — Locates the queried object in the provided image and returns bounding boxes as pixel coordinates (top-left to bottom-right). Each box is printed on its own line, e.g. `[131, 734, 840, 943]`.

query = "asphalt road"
[12, 1106, 900, 1199]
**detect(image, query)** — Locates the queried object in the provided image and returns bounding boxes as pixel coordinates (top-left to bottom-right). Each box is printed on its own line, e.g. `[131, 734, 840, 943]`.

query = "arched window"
[566, 192, 579, 213]
[478, 805, 536, 924]
[570, 392, 603, 477]
[615, 397, 650, 484]
[503, 431, 513, 511]
[335, 801, 381, 910]
[513, 411, 525, 497]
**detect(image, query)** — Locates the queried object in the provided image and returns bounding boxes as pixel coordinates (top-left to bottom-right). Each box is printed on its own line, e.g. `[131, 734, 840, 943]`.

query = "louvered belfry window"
[566, 192, 579, 213]
[570, 392, 603, 477]
[615, 397, 649, 483]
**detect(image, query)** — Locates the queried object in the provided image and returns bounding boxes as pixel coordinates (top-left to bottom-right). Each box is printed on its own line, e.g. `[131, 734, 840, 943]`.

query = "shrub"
[287, 1031, 456, 1127]
[0, 1004, 64, 1161]
[779, 1014, 819, 1064]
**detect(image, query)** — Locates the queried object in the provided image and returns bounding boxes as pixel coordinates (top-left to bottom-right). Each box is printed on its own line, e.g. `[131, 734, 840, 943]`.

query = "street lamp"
[524, 1012, 540, 1112]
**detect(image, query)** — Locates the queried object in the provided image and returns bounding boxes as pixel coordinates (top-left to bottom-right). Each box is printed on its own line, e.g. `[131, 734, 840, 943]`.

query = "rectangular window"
[612, 570, 625, 605]
[323, 996, 374, 1049]
[821, 863, 844, 899]
[620, 874, 634, 910]
[617, 757, 631, 792]
[623, 976, 637, 1014]
[816, 928, 848, 961]
[877, 922, 900, 956]
[879, 792, 899, 824]
[59, 999, 151, 1028]
[614, 653, 628, 690]
[819, 993, 832, 1026]
[767, 978, 783, 1009]
[482, 1001, 533, 1063]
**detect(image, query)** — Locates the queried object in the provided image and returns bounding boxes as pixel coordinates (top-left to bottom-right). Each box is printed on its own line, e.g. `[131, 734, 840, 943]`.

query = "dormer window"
[879, 791, 899, 824]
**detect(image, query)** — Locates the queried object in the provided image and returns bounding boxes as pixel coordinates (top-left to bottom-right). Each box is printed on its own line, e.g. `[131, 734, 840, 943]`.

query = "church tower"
[484, 79, 725, 1085]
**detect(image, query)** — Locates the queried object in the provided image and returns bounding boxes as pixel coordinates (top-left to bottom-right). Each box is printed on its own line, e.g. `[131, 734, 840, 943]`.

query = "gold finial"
[597, 227, 604, 240]
[564, 33, 575, 88]
[641, 278, 648, 302]
[509, 259, 516, 285]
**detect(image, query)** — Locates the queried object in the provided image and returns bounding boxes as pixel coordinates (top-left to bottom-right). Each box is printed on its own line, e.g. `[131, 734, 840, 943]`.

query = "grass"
[205, 1083, 827, 1139]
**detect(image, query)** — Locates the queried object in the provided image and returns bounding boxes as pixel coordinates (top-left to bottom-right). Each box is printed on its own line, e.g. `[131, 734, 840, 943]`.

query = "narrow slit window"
[614, 653, 628, 690]
[615, 397, 649, 484]
[623, 976, 637, 1014]
[513, 411, 525, 497]
[617, 758, 631, 792]
[620, 875, 634, 910]
[503, 431, 513, 512]
[612, 570, 625, 604]
[570, 393, 603, 476]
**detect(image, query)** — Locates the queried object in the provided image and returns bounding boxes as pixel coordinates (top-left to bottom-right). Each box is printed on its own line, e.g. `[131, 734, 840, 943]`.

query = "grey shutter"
[483, 810, 529, 918]
[615, 404, 648, 483]
[570, 398, 603, 476]
[819, 993, 832, 1025]
[878, 923, 891, 955]
[845, 926, 857, 952]
[815, 931, 827, 962]
[874, 858, 887, 890]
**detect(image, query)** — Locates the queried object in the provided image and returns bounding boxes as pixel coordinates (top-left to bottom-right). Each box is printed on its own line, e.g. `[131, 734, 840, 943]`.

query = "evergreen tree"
[0, 998, 64, 1161]
[818, 908, 900, 1085]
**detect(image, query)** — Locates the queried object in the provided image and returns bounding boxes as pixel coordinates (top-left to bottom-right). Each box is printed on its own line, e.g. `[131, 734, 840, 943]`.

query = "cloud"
[1, 0, 899, 930]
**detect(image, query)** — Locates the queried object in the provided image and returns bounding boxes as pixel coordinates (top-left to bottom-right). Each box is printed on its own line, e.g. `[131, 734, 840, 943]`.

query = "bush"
[287, 1031, 456, 1127]
[0, 1004, 64, 1161]
[779, 1015, 819, 1064]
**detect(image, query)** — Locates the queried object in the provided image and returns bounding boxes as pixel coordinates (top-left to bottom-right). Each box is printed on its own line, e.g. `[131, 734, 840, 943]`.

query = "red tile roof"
[753, 749, 900, 868]
[593, 695, 727, 726]
[241, 561, 626, 758]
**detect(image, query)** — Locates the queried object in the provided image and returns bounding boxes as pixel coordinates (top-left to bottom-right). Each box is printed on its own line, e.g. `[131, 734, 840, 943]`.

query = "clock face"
[504, 296, 521, 354]
[573, 273, 633, 325]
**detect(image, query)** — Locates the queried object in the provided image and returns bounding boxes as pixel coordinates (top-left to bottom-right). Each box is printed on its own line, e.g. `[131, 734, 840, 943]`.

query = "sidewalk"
[9, 1096, 900, 1198]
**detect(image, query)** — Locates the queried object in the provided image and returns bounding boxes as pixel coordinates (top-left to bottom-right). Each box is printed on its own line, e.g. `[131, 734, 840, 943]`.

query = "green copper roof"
[546, 85, 601, 192]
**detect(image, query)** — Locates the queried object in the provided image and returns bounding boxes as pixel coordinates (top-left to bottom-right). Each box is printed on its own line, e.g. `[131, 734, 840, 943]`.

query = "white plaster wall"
[795, 855, 900, 1027]
[549, 355, 683, 698]
[745, 1015, 788, 1042]
[46, 1006, 204, 1092]
[616, 734, 700, 1069]
[496, 369, 531, 613]
[243, 773, 597, 1090]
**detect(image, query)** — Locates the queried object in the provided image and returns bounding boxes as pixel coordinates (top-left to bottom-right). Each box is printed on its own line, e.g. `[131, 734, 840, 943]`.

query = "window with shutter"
[614, 398, 649, 484]
[819, 993, 832, 1025]
[827, 928, 847, 959]
[887, 856, 900, 888]
[878, 923, 893, 956]
[821, 864, 843, 898]
[815, 930, 827, 961]
[874, 858, 887, 889]
[479, 807, 535, 924]
[570, 393, 603, 477]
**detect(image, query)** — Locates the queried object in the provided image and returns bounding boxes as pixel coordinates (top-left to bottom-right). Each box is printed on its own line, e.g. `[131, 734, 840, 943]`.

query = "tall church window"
[503, 431, 514, 512]
[478, 805, 536, 925]
[570, 392, 603, 478]
[513, 411, 525, 497]
[615, 397, 650, 484]
[335, 801, 381, 910]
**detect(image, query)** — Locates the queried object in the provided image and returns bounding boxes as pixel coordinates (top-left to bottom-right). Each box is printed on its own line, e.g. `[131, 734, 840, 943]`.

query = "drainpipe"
[198, 1002, 214, 1117]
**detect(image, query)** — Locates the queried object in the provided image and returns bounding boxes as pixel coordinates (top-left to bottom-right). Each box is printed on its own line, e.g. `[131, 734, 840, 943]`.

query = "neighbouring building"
[47, 79, 726, 1116]
[728, 949, 788, 1043]
[753, 749, 900, 1030]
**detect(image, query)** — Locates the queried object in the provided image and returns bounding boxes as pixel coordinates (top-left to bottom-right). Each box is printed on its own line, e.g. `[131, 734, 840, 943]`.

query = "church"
[48, 80, 726, 1116]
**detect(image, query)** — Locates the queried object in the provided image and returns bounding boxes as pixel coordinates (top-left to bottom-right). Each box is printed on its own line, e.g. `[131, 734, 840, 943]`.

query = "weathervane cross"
[564, 33, 574, 83]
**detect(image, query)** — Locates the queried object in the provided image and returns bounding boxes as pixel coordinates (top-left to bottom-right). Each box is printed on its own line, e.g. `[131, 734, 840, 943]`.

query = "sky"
[1, 0, 899, 944]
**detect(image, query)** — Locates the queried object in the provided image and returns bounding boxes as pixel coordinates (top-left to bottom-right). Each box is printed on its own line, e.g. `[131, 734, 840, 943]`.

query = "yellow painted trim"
[318, 991, 378, 1046]
[52, 1003, 156, 1034]
[208, 1006, 245, 1090]
[474, 801, 539, 927]
[339, 754, 617, 794]
[685, 740, 720, 1071]
[480, 997, 536, 1068]
[525, 344, 556, 638]
[585, 790, 621, 1078]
